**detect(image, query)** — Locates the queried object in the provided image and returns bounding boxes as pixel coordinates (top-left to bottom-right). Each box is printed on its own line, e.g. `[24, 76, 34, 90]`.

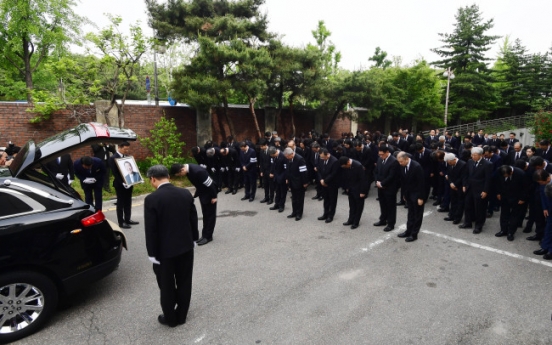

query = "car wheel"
[0, 271, 58, 344]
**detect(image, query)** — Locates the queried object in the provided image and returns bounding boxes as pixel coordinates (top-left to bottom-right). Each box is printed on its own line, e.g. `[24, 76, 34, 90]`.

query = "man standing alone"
[144, 165, 198, 327]
[108, 142, 139, 229]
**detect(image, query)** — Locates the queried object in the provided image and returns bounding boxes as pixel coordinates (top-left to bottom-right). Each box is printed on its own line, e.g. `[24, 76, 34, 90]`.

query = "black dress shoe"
[249, 198, 254, 202]
[312, 195, 321, 200]
[119, 223, 131, 229]
[196, 237, 212, 246]
[458, 223, 472, 229]
[269, 205, 279, 210]
[278, 208, 284, 213]
[225, 189, 232, 194]
[373, 221, 387, 227]
[396, 201, 405, 206]
[325, 218, 333, 223]
[287, 213, 297, 218]
[432, 200, 441, 206]
[397, 232, 408, 238]
[260, 198, 268, 203]
[343, 221, 353, 226]
[437, 208, 449, 213]
[533, 248, 548, 255]
[295, 216, 302, 221]
[405, 236, 417, 242]
[522, 227, 532, 233]
[351, 224, 359, 229]
[473, 228, 482, 234]
[444, 217, 453, 221]
[127, 220, 139, 225]
[486, 213, 493, 218]
[543, 253, 552, 260]
[232, 190, 237, 195]
[317, 216, 328, 221]
[507, 234, 514, 241]
[157, 314, 177, 327]
[383, 226, 394, 232]
[526, 235, 541, 241]
[452, 220, 461, 225]
[318, 196, 324, 201]
[241, 196, 249, 200]
[495, 231, 506, 237]
[267, 199, 274, 205]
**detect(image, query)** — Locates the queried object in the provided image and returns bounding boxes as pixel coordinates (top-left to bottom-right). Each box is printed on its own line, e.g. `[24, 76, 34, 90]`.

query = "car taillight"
[81, 211, 106, 227]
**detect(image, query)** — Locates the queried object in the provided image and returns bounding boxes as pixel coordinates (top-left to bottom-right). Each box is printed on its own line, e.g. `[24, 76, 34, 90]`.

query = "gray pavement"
[14, 187, 552, 345]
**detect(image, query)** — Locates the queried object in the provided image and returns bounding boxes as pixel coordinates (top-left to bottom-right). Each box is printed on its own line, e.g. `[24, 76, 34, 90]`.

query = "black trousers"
[114, 184, 133, 224]
[406, 198, 425, 237]
[274, 180, 287, 209]
[378, 189, 397, 227]
[153, 250, 194, 326]
[321, 185, 339, 218]
[347, 193, 365, 226]
[228, 167, 240, 191]
[243, 171, 257, 198]
[464, 190, 488, 229]
[449, 188, 465, 222]
[262, 173, 275, 200]
[290, 186, 306, 216]
[82, 182, 103, 211]
[200, 201, 217, 239]
[500, 198, 522, 235]
[525, 191, 545, 238]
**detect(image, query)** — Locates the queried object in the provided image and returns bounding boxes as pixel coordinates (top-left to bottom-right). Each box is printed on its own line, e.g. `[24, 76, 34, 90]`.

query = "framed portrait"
[115, 156, 144, 185]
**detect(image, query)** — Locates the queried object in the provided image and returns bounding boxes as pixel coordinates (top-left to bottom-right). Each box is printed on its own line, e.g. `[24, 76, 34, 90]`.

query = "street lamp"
[443, 67, 455, 131]
[153, 37, 167, 106]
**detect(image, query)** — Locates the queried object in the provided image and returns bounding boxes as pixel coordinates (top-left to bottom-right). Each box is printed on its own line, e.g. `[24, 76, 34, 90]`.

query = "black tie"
[405, 166, 408, 174]
[475, 161, 479, 168]
[382, 159, 386, 165]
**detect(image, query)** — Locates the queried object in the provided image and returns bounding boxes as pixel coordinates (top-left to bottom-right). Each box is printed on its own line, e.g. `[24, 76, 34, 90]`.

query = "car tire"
[0, 271, 58, 344]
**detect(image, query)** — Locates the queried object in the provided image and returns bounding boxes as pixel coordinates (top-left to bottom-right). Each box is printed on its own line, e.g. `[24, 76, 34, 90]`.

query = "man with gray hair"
[396, 151, 426, 242]
[443, 153, 467, 224]
[284, 147, 309, 220]
[144, 165, 198, 327]
[459, 147, 493, 234]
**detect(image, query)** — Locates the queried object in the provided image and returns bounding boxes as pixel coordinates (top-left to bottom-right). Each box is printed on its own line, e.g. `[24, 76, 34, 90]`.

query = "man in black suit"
[258, 140, 275, 204]
[413, 143, 434, 205]
[443, 153, 467, 224]
[374, 146, 400, 231]
[220, 146, 240, 195]
[45, 153, 75, 187]
[397, 152, 426, 242]
[269, 147, 288, 213]
[340, 156, 369, 229]
[460, 147, 493, 234]
[472, 129, 485, 147]
[538, 139, 552, 162]
[108, 142, 139, 229]
[171, 163, 218, 246]
[509, 142, 527, 164]
[495, 165, 529, 241]
[144, 165, 198, 327]
[310, 142, 323, 200]
[317, 148, 340, 223]
[507, 132, 519, 147]
[284, 147, 309, 221]
[425, 130, 437, 148]
[239, 142, 258, 202]
[91, 143, 116, 191]
[74, 156, 105, 211]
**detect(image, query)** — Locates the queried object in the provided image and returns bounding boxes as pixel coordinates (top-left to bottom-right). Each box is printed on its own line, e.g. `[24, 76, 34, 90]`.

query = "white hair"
[444, 153, 457, 162]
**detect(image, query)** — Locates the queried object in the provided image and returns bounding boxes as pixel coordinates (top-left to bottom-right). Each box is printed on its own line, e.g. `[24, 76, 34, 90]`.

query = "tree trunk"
[223, 97, 235, 138]
[324, 100, 346, 134]
[384, 114, 391, 136]
[249, 98, 262, 140]
[23, 38, 33, 104]
[411, 117, 418, 134]
[289, 94, 296, 138]
[276, 82, 284, 136]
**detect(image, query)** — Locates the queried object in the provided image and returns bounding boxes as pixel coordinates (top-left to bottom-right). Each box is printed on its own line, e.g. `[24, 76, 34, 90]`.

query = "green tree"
[432, 4, 500, 123]
[85, 14, 147, 128]
[139, 115, 186, 167]
[0, 0, 83, 103]
[369, 47, 392, 69]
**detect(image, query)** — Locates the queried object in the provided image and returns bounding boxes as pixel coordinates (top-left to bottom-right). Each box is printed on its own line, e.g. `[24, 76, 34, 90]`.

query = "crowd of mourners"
[185, 128, 552, 256]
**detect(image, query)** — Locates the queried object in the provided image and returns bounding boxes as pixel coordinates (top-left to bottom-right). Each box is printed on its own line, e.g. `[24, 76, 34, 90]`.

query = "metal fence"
[422, 114, 533, 136]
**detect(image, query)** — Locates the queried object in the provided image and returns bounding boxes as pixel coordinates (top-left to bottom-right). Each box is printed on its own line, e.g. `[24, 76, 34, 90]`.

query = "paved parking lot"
[14, 187, 552, 345]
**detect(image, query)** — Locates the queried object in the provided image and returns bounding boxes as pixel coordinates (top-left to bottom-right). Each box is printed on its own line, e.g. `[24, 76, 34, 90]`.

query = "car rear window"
[0, 193, 33, 217]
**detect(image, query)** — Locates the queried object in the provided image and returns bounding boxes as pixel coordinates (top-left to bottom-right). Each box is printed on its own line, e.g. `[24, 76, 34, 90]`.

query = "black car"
[0, 123, 136, 343]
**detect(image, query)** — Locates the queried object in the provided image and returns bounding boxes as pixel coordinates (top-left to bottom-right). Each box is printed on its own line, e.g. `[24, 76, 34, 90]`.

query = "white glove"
[220, 167, 225, 172]
[200, 164, 207, 169]
[68, 179, 73, 185]
[211, 167, 216, 172]
[122, 183, 132, 189]
[235, 167, 240, 172]
[56, 173, 64, 180]
[148, 256, 160, 265]
[83, 177, 96, 184]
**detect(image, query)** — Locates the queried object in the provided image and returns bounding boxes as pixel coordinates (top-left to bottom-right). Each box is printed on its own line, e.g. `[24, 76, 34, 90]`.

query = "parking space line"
[422, 230, 552, 268]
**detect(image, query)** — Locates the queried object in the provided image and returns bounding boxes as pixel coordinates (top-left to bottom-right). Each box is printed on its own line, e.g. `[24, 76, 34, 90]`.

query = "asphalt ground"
[14, 186, 552, 345]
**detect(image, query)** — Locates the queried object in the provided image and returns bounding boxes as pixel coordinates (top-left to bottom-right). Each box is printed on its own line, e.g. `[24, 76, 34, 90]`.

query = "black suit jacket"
[144, 183, 199, 260]
[508, 150, 527, 164]
[74, 157, 105, 185]
[375, 155, 400, 192]
[186, 164, 218, 204]
[465, 159, 493, 195]
[400, 160, 426, 202]
[317, 155, 340, 187]
[446, 159, 467, 189]
[271, 152, 287, 184]
[91, 143, 116, 161]
[286, 154, 309, 189]
[343, 159, 369, 195]
[45, 154, 75, 185]
[496, 167, 529, 202]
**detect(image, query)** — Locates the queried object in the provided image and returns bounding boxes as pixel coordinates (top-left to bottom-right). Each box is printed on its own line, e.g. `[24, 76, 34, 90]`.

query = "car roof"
[9, 123, 136, 177]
